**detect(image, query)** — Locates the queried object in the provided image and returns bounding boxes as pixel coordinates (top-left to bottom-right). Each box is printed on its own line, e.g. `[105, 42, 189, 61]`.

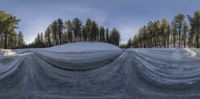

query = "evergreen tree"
[110, 28, 120, 46]
[18, 31, 24, 48]
[99, 26, 105, 42]
[105, 28, 110, 43]
[190, 11, 200, 48]
[182, 20, 188, 48]
[85, 18, 92, 41]
[0, 11, 20, 49]
[174, 13, 184, 47]
[40, 32, 44, 47]
[161, 19, 170, 48]
[8, 31, 17, 48]
[91, 21, 99, 41]
[51, 21, 59, 45]
[72, 18, 82, 41]
[57, 18, 64, 45]
[154, 21, 161, 47]
[127, 38, 132, 48]
[65, 20, 73, 42]
[44, 27, 51, 47]
[171, 20, 178, 47]
[82, 25, 87, 41]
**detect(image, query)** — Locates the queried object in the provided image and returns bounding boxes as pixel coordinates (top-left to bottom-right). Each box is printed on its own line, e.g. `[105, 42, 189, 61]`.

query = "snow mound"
[44, 42, 121, 52]
[36, 42, 122, 71]
[0, 50, 3, 59]
[0, 49, 16, 59]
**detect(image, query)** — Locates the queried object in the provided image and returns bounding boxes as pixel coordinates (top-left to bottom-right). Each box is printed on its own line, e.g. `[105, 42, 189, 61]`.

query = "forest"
[29, 18, 120, 48]
[0, 10, 24, 49]
[0, 10, 120, 49]
[128, 11, 200, 48]
[1, 10, 200, 49]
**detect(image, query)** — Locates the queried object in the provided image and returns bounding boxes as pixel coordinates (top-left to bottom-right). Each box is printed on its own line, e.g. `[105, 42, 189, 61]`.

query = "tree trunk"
[197, 36, 199, 48]
[4, 33, 7, 49]
[184, 40, 186, 48]
[179, 28, 181, 48]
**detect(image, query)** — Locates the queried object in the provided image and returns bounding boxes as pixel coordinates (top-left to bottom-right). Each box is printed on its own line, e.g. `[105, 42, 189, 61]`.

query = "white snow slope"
[44, 42, 121, 52]
[0, 42, 200, 99]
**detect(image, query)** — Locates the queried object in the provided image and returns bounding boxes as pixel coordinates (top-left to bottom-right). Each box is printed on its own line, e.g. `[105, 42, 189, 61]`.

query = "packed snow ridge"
[1, 42, 200, 99]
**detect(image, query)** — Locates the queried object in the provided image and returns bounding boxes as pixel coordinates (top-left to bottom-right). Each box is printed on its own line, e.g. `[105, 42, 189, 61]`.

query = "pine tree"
[110, 28, 120, 46]
[40, 32, 44, 47]
[82, 25, 87, 41]
[8, 31, 17, 48]
[44, 27, 51, 47]
[18, 31, 24, 48]
[161, 19, 170, 48]
[57, 18, 64, 44]
[182, 20, 188, 48]
[85, 18, 92, 41]
[154, 21, 161, 47]
[0, 11, 20, 49]
[191, 11, 200, 48]
[127, 38, 132, 48]
[99, 26, 105, 42]
[65, 20, 73, 42]
[51, 21, 59, 45]
[174, 13, 184, 48]
[72, 18, 82, 41]
[147, 21, 154, 47]
[105, 28, 109, 43]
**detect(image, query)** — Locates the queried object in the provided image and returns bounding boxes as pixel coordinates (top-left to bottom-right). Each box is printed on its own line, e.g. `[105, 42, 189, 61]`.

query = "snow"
[0, 50, 3, 59]
[0, 49, 16, 59]
[1, 43, 200, 98]
[44, 42, 121, 52]
[185, 48, 197, 57]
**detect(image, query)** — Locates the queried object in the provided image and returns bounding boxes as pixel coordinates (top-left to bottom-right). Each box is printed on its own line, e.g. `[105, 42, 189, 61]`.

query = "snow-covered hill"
[44, 42, 121, 52]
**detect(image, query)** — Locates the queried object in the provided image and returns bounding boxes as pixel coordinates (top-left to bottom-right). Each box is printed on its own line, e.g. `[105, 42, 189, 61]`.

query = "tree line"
[28, 18, 121, 48]
[2, 9, 200, 49]
[128, 11, 200, 48]
[0, 10, 25, 49]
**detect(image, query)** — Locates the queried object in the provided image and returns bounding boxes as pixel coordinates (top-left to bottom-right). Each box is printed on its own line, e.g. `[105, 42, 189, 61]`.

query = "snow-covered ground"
[0, 49, 16, 59]
[0, 42, 200, 99]
[43, 42, 121, 52]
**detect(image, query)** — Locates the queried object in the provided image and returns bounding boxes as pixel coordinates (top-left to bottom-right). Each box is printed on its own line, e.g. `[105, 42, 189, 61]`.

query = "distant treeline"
[0, 10, 25, 49]
[27, 18, 121, 48]
[127, 11, 200, 48]
[2, 9, 200, 49]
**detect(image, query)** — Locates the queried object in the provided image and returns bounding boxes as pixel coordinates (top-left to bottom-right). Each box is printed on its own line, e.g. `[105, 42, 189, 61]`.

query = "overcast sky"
[0, 0, 200, 44]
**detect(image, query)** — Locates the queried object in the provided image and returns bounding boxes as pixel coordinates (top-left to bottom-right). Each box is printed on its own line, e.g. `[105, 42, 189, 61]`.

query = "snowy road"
[0, 43, 200, 99]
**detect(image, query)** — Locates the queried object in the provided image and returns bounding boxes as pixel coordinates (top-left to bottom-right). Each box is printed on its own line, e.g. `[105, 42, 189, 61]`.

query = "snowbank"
[44, 42, 121, 52]
[0, 50, 3, 59]
[0, 49, 16, 59]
